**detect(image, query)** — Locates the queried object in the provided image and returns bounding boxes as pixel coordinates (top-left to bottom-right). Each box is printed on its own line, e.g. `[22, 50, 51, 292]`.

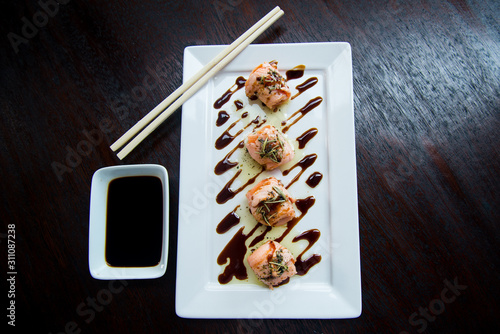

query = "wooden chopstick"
[111, 6, 284, 159]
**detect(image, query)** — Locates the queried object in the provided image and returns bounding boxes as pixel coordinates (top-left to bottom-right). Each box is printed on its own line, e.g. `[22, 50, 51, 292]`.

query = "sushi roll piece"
[247, 240, 297, 289]
[245, 61, 291, 110]
[246, 177, 295, 227]
[245, 124, 294, 170]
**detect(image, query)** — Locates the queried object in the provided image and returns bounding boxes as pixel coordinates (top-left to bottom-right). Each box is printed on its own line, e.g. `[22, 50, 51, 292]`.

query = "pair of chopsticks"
[110, 6, 284, 160]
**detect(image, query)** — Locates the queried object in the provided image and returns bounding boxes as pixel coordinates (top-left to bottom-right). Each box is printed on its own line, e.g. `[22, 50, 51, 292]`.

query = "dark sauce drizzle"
[234, 100, 244, 110]
[291, 77, 318, 100]
[217, 196, 317, 284]
[216, 110, 229, 127]
[215, 115, 263, 150]
[286, 65, 305, 81]
[214, 141, 244, 175]
[292, 229, 322, 275]
[306, 172, 323, 188]
[274, 196, 316, 243]
[214, 116, 266, 171]
[282, 97, 323, 133]
[249, 225, 273, 247]
[214, 76, 246, 109]
[217, 224, 260, 284]
[296, 128, 318, 149]
[216, 168, 265, 204]
[283, 154, 318, 189]
[216, 101, 245, 127]
[216, 205, 241, 234]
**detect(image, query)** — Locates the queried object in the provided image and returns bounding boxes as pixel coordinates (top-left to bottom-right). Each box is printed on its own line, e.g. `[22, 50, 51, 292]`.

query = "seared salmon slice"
[245, 124, 294, 170]
[247, 240, 297, 289]
[246, 177, 295, 227]
[245, 61, 291, 110]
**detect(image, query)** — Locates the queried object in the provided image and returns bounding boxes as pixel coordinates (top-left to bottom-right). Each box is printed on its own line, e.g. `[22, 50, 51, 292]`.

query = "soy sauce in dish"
[105, 176, 163, 267]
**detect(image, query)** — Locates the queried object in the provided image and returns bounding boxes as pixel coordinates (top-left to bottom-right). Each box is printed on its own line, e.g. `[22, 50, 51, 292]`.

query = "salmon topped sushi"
[247, 240, 297, 289]
[245, 124, 294, 170]
[246, 177, 295, 227]
[245, 61, 291, 110]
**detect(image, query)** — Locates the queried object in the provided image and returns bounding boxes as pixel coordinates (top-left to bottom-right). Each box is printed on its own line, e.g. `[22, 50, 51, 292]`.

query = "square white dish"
[176, 42, 360, 318]
[88, 164, 169, 279]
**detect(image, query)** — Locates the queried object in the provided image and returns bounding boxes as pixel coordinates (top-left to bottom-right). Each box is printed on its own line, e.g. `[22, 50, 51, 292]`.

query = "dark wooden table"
[1, 0, 498, 333]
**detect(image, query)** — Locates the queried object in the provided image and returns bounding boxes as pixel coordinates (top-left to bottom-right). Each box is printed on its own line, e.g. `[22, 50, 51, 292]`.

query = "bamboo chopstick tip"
[116, 151, 126, 160]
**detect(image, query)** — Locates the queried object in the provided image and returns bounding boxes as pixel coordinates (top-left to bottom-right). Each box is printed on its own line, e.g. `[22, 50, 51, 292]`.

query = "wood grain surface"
[1, 0, 498, 333]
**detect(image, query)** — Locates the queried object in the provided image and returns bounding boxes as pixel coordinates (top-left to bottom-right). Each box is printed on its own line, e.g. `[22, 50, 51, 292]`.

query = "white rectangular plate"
[176, 42, 361, 318]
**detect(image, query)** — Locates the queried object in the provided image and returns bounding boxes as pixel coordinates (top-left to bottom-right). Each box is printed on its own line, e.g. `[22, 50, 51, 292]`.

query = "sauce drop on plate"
[292, 229, 322, 275]
[216, 110, 229, 127]
[285, 65, 305, 81]
[306, 172, 323, 188]
[216, 206, 241, 234]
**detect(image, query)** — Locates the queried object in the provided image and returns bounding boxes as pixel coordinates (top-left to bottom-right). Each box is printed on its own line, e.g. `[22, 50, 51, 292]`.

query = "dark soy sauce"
[306, 172, 323, 188]
[282, 97, 323, 133]
[291, 77, 318, 100]
[217, 205, 240, 234]
[214, 76, 246, 109]
[105, 176, 163, 267]
[216, 110, 229, 127]
[293, 229, 322, 275]
[296, 128, 318, 149]
[286, 65, 305, 81]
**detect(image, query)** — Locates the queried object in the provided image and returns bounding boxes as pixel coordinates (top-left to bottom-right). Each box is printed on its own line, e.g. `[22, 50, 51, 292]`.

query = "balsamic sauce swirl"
[293, 229, 322, 275]
[214, 76, 246, 109]
[291, 77, 318, 100]
[283, 154, 318, 189]
[282, 97, 323, 133]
